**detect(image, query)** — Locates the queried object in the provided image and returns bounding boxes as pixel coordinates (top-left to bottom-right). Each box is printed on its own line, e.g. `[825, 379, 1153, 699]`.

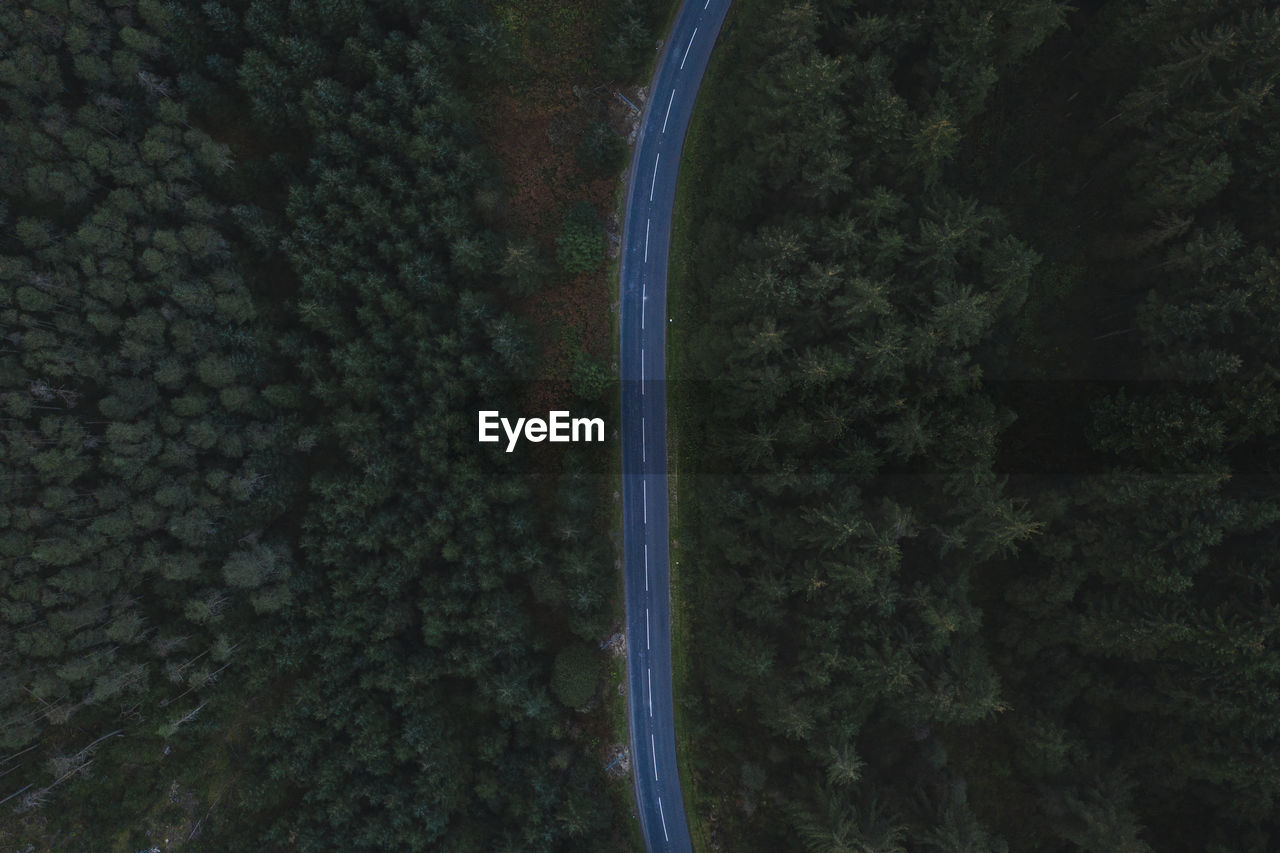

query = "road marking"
[642, 479, 647, 523]
[644, 218, 651, 262]
[650, 153, 659, 200]
[645, 543, 649, 590]
[658, 797, 670, 841]
[648, 668, 653, 716]
[705, 0, 710, 7]
[662, 89, 676, 133]
[681, 28, 697, 69]
[652, 734, 659, 780]
[646, 608, 650, 649]
[642, 416, 646, 460]
[641, 350, 645, 395]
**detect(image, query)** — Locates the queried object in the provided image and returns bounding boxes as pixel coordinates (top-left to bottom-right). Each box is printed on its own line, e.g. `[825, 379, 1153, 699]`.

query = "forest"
[671, 0, 1280, 851]
[0, 0, 667, 849]
[5, 0, 1280, 850]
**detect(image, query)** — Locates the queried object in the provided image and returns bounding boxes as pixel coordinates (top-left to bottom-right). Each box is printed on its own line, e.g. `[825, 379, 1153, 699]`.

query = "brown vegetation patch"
[478, 0, 629, 404]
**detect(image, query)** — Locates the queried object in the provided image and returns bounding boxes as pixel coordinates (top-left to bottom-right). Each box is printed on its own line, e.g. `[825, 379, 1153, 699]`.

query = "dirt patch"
[477, 0, 640, 410]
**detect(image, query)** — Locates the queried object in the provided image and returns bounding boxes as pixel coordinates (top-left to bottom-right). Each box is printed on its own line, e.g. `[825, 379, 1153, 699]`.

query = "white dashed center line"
[662, 89, 676, 134]
[681, 28, 697, 69]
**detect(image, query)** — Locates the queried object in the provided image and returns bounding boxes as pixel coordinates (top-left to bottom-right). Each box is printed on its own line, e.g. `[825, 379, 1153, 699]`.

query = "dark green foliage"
[577, 121, 627, 177]
[557, 201, 605, 275]
[0, 0, 295, 835]
[497, 238, 548, 297]
[674, 0, 1280, 850]
[571, 348, 611, 401]
[599, 0, 663, 80]
[536, 455, 616, 644]
[552, 644, 600, 707]
[0, 0, 634, 850]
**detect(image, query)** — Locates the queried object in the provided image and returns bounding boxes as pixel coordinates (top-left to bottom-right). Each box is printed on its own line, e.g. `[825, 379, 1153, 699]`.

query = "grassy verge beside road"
[664, 6, 741, 849]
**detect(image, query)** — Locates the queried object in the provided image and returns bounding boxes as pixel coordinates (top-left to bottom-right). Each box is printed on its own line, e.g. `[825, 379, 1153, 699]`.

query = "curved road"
[619, 1, 730, 851]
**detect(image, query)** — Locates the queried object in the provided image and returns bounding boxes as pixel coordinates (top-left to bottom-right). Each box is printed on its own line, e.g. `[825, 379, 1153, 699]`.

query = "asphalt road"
[619, 1, 730, 851]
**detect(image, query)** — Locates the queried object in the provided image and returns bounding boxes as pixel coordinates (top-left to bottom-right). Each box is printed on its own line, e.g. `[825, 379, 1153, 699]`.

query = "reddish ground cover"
[477, 0, 638, 409]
